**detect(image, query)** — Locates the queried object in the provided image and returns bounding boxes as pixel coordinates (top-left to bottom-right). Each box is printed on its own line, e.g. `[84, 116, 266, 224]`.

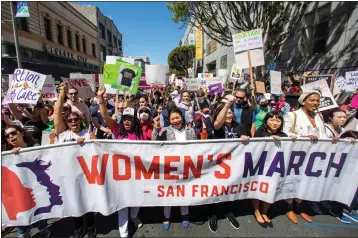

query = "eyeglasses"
[67, 117, 80, 123]
[235, 96, 245, 100]
[5, 130, 18, 138]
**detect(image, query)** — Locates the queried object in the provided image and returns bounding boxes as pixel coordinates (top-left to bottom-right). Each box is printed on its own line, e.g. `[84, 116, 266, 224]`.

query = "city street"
[3, 200, 357, 237]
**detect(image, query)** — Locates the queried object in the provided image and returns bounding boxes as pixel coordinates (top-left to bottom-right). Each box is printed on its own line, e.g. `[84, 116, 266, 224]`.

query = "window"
[44, 18, 52, 41]
[57, 24, 63, 45]
[82, 37, 87, 54]
[108, 49, 112, 55]
[100, 45, 105, 61]
[206, 40, 217, 56]
[99, 23, 105, 39]
[113, 36, 117, 47]
[107, 30, 112, 45]
[92, 43, 96, 57]
[67, 30, 72, 49]
[75, 34, 80, 51]
[220, 55, 227, 69]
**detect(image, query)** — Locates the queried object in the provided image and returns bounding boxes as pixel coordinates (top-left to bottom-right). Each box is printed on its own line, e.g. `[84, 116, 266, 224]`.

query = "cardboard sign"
[62, 78, 95, 99]
[3, 69, 47, 105]
[145, 65, 169, 85]
[255, 81, 266, 94]
[208, 83, 223, 95]
[270, 70, 282, 95]
[350, 94, 358, 109]
[304, 75, 333, 88]
[345, 71, 358, 92]
[70, 73, 96, 93]
[42, 76, 57, 101]
[185, 78, 201, 91]
[300, 79, 338, 112]
[103, 62, 143, 94]
[232, 29, 263, 53]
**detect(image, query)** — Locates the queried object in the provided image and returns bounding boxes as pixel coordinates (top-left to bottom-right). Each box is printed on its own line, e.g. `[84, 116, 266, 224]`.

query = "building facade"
[1, 1, 100, 82]
[180, 2, 358, 78]
[68, 2, 123, 73]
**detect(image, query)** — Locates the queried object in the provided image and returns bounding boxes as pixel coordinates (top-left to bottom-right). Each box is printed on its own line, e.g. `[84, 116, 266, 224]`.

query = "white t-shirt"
[173, 128, 186, 142]
[57, 129, 91, 143]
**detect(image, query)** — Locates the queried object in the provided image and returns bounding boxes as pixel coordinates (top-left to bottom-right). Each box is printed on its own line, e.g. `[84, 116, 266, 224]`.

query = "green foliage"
[167, 45, 195, 78]
[167, 2, 190, 23]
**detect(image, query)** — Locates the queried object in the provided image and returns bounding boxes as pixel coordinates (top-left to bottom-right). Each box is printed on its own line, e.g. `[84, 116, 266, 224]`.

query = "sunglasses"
[122, 116, 133, 121]
[235, 96, 245, 100]
[5, 130, 18, 138]
[67, 117, 80, 123]
[140, 110, 150, 114]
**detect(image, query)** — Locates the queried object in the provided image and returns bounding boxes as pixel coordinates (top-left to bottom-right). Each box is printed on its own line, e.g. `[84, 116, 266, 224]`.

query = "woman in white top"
[54, 82, 97, 238]
[283, 91, 331, 225]
[325, 109, 347, 138]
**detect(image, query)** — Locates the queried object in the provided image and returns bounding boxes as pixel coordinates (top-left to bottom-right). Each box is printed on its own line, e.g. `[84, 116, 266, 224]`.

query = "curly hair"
[118, 107, 144, 139]
[3, 125, 36, 150]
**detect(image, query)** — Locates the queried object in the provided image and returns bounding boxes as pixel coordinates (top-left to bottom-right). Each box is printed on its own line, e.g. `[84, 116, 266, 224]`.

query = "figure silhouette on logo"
[2, 158, 63, 220]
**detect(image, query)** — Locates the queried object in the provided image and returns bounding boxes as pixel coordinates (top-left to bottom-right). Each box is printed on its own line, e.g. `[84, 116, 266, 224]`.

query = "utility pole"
[10, 2, 22, 68]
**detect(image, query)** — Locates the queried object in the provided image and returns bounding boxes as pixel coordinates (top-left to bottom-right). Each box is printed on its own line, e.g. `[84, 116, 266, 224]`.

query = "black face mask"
[260, 103, 268, 107]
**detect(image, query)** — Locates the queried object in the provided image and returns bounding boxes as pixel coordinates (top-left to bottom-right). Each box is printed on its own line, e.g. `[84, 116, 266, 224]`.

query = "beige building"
[1, 1, 100, 82]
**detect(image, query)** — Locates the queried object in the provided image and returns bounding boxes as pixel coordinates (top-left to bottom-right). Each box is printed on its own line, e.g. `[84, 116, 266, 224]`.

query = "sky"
[77, 1, 186, 65]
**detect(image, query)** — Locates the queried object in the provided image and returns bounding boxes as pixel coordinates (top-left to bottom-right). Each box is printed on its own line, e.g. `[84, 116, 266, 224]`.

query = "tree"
[168, 45, 195, 78]
[167, 2, 310, 80]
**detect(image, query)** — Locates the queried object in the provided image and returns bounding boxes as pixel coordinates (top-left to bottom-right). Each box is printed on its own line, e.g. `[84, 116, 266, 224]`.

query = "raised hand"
[97, 86, 106, 97]
[153, 115, 160, 128]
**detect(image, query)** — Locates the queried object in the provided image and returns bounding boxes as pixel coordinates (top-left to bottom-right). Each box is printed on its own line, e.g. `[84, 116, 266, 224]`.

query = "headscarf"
[298, 91, 321, 105]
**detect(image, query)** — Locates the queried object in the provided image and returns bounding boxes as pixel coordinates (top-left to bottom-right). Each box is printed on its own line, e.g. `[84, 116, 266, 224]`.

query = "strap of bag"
[290, 112, 297, 134]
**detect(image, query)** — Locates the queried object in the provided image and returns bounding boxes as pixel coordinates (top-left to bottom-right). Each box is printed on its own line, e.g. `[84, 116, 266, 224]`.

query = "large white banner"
[145, 65, 169, 85]
[2, 139, 357, 226]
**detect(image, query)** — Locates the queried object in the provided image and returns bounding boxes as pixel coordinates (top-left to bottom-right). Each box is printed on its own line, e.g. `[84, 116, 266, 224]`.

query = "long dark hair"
[118, 108, 143, 139]
[340, 130, 358, 139]
[3, 125, 36, 150]
[213, 103, 236, 127]
[260, 111, 284, 133]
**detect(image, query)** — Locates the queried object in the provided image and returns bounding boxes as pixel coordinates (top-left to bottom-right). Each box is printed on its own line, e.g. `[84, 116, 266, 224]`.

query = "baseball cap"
[123, 107, 135, 117]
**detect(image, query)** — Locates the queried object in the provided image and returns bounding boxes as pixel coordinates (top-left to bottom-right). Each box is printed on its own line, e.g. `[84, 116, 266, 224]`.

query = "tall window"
[75, 34, 80, 51]
[113, 36, 117, 48]
[82, 37, 87, 54]
[57, 24, 63, 45]
[100, 45, 105, 61]
[107, 30, 112, 45]
[92, 43, 96, 57]
[99, 23, 105, 39]
[67, 30, 72, 49]
[44, 18, 52, 41]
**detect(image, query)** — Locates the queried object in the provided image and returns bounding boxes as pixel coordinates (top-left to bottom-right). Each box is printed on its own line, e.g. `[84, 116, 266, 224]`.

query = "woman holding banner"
[97, 86, 146, 238]
[152, 108, 196, 230]
[2, 124, 51, 237]
[54, 82, 97, 238]
[282, 91, 332, 224]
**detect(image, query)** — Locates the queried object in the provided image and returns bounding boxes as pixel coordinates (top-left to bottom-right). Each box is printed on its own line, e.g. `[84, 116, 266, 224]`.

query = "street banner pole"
[10, 3, 22, 68]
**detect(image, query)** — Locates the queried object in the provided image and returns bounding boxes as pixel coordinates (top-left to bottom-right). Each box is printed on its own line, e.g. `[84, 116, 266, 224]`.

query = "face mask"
[203, 114, 210, 118]
[140, 112, 150, 121]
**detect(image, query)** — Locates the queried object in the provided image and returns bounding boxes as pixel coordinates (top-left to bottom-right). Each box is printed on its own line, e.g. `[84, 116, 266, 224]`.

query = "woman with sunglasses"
[152, 108, 197, 231]
[3, 125, 51, 237]
[97, 86, 146, 238]
[54, 82, 97, 238]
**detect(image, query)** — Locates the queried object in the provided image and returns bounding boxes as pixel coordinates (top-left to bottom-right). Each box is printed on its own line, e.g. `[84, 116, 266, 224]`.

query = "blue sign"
[16, 2, 29, 18]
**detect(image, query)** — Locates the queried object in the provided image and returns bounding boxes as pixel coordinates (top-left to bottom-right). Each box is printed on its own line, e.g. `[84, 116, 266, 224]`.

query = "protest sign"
[229, 64, 242, 82]
[333, 76, 346, 95]
[169, 74, 175, 84]
[104, 84, 122, 95]
[232, 28, 263, 53]
[301, 79, 338, 111]
[303, 74, 333, 88]
[103, 62, 143, 94]
[62, 77, 95, 98]
[345, 71, 358, 92]
[70, 73, 96, 93]
[208, 83, 223, 95]
[1, 138, 357, 226]
[42, 76, 57, 101]
[270, 70, 282, 95]
[255, 81, 266, 94]
[106, 56, 135, 65]
[145, 65, 169, 85]
[205, 77, 223, 86]
[198, 73, 213, 85]
[2, 69, 47, 105]
[217, 69, 229, 84]
[185, 78, 201, 91]
[175, 77, 184, 88]
[234, 48, 265, 69]
[350, 94, 358, 109]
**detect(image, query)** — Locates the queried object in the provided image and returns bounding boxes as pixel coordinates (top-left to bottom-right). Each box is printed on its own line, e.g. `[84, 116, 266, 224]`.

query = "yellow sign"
[195, 23, 203, 59]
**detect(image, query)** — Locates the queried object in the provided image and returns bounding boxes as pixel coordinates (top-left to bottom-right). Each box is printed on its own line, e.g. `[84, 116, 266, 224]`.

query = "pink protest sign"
[350, 94, 358, 109]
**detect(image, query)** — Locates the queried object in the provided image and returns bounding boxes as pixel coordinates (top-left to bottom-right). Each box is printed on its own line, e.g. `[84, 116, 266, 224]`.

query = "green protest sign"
[103, 61, 143, 93]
